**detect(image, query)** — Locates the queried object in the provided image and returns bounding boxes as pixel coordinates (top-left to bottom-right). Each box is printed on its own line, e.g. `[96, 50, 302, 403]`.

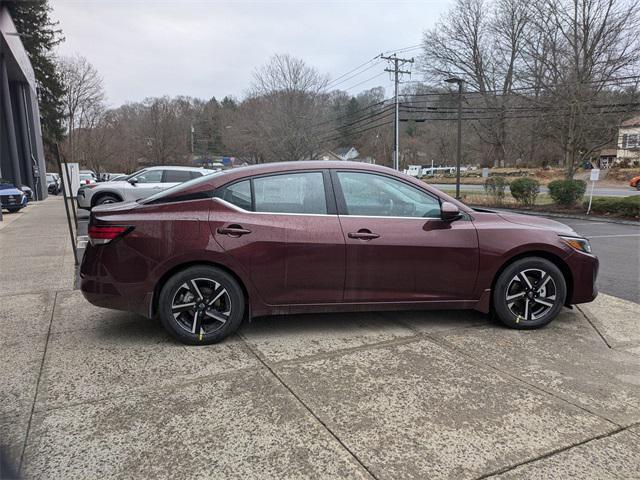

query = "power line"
[320, 116, 395, 143]
[400, 75, 640, 98]
[325, 55, 382, 90]
[341, 71, 387, 93]
[313, 105, 395, 139]
[326, 60, 383, 90]
[311, 98, 390, 129]
[397, 107, 639, 122]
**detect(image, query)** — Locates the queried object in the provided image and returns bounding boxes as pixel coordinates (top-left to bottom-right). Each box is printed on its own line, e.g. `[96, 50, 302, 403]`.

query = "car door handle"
[348, 229, 380, 240]
[217, 225, 252, 236]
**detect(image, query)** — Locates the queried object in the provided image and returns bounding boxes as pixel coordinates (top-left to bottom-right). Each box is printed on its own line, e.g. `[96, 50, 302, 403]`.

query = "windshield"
[139, 171, 223, 204]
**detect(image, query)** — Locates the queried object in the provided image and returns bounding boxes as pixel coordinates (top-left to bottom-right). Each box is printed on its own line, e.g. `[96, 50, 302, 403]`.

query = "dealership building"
[0, 5, 47, 200]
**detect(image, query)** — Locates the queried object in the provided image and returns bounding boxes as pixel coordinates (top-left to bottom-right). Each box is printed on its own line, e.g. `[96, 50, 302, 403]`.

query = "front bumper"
[76, 187, 92, 208]
[566, 250, 599, 305]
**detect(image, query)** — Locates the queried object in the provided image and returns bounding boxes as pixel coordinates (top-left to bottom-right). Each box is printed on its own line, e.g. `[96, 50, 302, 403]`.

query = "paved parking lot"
[1, 197, 639, 479]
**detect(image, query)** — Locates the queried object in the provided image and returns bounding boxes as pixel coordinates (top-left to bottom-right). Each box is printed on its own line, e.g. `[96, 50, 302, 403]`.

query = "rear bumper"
[566, 251, 599, 305]
[80, 243, 153, 317]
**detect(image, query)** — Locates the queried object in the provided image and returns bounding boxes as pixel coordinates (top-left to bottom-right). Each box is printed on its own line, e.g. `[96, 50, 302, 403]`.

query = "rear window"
[140, 171, 221, 204]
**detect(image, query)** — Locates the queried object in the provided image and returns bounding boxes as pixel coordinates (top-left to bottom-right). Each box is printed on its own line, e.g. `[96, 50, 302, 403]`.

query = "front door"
[211, 171, 345, 305]
[127, 169, 164, 201]
[333, 170, 479, 303]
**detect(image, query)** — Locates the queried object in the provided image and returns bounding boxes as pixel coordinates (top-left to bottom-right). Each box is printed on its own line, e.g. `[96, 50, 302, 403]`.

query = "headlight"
[560, 235, 592, 254]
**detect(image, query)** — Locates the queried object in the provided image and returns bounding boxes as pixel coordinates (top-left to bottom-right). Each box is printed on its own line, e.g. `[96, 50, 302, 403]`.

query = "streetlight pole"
[446, 77, 464, 199]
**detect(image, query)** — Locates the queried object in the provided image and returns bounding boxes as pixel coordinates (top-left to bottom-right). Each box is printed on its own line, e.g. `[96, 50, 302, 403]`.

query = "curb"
[472, 206, 640, 226]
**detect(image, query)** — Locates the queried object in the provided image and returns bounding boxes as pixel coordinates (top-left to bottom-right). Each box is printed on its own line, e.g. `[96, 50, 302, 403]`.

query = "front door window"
[336, 171, 441, 218]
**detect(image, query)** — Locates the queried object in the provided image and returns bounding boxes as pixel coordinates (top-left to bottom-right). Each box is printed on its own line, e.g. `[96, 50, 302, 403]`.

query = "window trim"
[330, 169, 443, 219]
[214, 170, 337, 216]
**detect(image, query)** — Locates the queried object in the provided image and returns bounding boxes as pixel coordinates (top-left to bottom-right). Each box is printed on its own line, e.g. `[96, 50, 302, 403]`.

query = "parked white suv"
[77, 166, 216, 209]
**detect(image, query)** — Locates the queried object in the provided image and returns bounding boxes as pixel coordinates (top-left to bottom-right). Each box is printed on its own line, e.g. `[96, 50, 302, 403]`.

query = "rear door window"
[163, 170, 195, 183]
[218, 180, 252, 211]
[253, 172, 327, 214]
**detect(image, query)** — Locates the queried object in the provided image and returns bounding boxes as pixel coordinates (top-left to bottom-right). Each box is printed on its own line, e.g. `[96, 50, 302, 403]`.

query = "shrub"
[585, 196, 640, 218]
[547, 179, 587, 207]
[510, 178, 540, 207]
[484, 176, 508, 205]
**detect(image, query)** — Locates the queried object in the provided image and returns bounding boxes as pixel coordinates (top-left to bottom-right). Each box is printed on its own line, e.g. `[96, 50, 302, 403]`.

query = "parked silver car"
[77, 166, 215, 209]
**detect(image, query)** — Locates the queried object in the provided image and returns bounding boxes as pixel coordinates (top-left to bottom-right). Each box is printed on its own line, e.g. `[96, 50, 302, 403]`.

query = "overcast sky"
[51, 0, 451, 107]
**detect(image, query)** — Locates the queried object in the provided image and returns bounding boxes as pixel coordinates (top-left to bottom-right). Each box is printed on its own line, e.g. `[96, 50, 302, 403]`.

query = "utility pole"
[381, 54, 414, 170]
[445, 77, 464, 199]
[190, 124, 195, 155]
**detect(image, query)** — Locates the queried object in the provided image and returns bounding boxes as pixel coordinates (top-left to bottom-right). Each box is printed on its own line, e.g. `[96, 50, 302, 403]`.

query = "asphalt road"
[548, 216, 640, 303]
[431, 183, 640, 197]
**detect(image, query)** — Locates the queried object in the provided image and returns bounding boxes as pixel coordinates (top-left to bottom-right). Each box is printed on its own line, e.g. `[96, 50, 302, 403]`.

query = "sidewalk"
[1, 196, 639, 479]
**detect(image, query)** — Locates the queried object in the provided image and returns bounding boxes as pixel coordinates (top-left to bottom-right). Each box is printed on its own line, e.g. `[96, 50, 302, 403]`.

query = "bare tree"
[249, 54, 330, 162]
[421, 0, 531, 166]
[58, 54, 105, 164]
[523, 0, 640, 176]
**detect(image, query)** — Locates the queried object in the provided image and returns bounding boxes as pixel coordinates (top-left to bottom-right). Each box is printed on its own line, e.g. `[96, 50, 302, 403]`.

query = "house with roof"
[319, 146, 375, 164]
[616, 115, 640, 166]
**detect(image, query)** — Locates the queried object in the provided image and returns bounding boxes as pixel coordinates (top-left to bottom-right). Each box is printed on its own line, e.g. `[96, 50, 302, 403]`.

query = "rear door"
[333, 170, 479, 303]
[210, 170, 345, 305]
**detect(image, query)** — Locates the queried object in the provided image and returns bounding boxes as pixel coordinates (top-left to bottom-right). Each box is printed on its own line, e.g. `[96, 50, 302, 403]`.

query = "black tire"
[158, 266, 245, 345]
[493, 257, 566, 329]
[94, 194, 121, 206]
[6, 208, 22, 213]
[636, 183, 640, 191]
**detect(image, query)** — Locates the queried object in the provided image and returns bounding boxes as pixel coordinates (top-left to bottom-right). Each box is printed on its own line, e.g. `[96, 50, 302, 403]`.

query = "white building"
[617, 115, 640, 166]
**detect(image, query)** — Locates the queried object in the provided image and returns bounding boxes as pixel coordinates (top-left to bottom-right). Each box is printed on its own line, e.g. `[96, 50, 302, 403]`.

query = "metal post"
[393, 58, 399, 171]
[455, 81, 463, 199]
[62, 157, 78, 228]
[55, 144, 79, 266]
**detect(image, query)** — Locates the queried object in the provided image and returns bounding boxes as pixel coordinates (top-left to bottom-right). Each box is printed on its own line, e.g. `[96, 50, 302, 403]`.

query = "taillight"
[88, 225, 133, 245]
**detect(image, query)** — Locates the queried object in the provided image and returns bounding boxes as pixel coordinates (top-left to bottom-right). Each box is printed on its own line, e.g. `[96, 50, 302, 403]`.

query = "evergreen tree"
[3, 0, 65, 147]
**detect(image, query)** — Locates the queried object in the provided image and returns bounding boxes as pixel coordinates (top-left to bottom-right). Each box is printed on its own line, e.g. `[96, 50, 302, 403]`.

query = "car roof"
[220, 161, 394, 177]
[144, 166, 214, 172]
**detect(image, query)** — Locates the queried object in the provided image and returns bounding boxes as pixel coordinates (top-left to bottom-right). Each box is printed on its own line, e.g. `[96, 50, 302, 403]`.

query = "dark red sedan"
[80, 161, 598, 344]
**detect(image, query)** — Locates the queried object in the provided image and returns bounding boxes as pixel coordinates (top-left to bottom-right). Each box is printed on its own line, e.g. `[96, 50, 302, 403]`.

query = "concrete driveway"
[1, 197, 639, 480]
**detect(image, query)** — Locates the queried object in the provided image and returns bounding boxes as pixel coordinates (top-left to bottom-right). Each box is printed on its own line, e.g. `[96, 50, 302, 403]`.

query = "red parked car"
[80, 161, 598, 344]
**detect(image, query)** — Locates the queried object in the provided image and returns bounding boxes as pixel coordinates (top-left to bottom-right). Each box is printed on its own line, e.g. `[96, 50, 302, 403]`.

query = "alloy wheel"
[505, 268, 557, 323]
[171, 278, 231, 337]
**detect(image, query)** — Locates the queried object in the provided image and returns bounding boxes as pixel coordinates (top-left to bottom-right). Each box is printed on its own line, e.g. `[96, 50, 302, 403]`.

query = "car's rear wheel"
[94, 194, 121, 206]
[493, 257, 566, 329]
[158, 266, 245, 345]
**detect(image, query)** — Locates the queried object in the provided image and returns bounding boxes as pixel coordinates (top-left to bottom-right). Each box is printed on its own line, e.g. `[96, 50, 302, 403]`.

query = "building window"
[622, 133, 639, 149]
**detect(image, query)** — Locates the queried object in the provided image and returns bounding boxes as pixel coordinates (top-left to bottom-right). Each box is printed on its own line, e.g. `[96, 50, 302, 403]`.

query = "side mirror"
[128, 178, 138, 185]
[441, 201, 462, 222]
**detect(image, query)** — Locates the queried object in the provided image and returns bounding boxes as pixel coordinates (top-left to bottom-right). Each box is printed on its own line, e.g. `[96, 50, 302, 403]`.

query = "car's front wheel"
[94, 194, 121, 206]
[493, 257, 566, 329]
[158, 266, 245, 345]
